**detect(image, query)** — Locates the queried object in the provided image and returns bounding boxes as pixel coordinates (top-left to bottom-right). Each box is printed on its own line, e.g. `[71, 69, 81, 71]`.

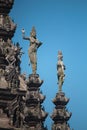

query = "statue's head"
[58, 51, 63, 60]
[30, 26, 36, 38]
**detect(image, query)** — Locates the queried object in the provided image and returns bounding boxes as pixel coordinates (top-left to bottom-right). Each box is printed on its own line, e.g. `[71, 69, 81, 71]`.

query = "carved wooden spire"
[51, 51, 72, 130]
[0, 1, 26, 130]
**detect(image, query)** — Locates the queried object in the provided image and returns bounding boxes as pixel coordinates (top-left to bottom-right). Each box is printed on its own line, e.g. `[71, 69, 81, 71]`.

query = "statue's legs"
[58, 81, 62, 92]
[58, 75, 65, 92]
[29, 51, 37, 74]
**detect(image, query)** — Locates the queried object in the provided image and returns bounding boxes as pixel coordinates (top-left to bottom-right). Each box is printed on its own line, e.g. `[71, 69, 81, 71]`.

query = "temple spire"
[51, 51, 72, 130]
[22, 27, 48, 129]
[0, 1, 27, 130]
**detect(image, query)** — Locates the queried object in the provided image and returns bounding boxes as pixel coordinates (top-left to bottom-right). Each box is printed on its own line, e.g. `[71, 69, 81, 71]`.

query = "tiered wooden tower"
[22, 27, 48, 130]
[23, 74, 48, 130]
[51, 51, 72, 130]
[0, 0, 27, 129]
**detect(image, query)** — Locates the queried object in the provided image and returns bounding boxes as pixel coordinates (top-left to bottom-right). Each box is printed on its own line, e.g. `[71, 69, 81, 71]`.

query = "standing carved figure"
[22, 27, 42, 74]
[57, 51, 65, 92]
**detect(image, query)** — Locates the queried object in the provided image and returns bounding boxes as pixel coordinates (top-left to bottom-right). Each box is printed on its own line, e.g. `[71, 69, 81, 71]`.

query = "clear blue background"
[10, 0, 87, 129]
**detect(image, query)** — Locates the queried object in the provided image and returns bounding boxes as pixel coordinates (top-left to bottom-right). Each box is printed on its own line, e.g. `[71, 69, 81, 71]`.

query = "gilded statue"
[22, 27, 42, 74]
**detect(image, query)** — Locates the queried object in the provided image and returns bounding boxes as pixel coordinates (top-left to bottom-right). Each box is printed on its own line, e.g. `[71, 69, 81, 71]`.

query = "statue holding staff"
[22, 27, 42, 74]
[57, 51, 66, 92]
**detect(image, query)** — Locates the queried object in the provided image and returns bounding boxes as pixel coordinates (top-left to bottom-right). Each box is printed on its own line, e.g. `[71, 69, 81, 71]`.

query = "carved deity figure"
[57, 51, 65, 92]
[5, 45, 17, 66]
[22, 27, 42, 74]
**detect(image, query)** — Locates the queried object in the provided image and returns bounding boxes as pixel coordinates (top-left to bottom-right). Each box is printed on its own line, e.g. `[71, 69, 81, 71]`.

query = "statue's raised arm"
[22, 26, 43, 74]
[22, 28, 30, 40]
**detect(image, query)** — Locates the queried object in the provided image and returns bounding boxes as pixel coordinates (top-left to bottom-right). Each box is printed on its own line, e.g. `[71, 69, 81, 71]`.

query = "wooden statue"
[22, 27, 42, 74]
[57, 51, 65, 92]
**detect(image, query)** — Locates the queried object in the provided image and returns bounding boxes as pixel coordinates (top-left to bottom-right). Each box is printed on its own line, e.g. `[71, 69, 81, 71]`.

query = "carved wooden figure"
[22, 27, 42, 74]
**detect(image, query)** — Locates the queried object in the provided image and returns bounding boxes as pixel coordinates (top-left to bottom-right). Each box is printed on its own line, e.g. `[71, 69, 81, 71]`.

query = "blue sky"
[10, 0, 87, 129]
